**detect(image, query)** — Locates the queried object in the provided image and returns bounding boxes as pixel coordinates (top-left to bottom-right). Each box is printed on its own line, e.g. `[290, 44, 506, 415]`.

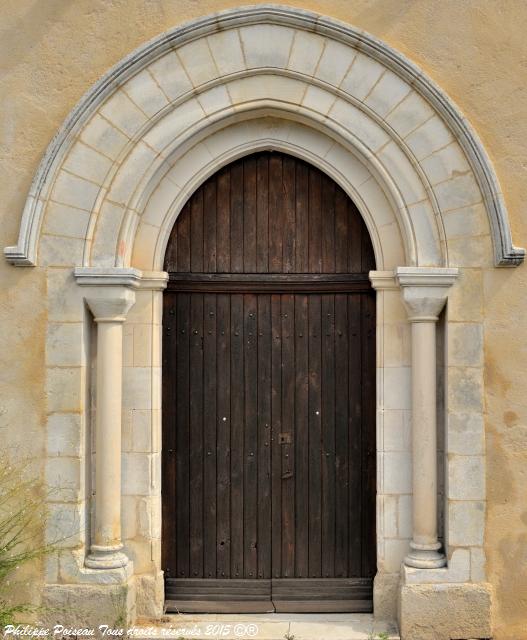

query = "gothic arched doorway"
[162, 151, 376, 613]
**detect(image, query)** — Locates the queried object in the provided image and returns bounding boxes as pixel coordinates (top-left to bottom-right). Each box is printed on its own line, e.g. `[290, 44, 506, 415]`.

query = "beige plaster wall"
[1, 1, 526, 637]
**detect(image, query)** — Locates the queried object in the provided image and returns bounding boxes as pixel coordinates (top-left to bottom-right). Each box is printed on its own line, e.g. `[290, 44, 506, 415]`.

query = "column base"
[404, 541, 446, 569]
[85, 544, 129, 570]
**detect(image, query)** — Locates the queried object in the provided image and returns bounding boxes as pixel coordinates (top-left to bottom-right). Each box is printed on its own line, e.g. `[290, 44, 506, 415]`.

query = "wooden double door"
[162, 152, 376, 613]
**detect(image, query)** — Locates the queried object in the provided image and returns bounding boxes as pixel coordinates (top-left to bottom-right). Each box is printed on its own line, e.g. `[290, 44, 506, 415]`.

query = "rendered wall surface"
[1, 2, 526, 638]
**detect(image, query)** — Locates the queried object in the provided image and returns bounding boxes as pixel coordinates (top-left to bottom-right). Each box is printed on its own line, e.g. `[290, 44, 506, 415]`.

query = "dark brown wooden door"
[162, 152, 376, 613]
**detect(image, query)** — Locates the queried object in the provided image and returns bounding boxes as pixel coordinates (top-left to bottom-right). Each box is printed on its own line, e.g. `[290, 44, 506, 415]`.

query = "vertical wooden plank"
[177, 202, 191, 272]
[243, 157, 257, 272]
[335, 188, 349, 273]
[164, 224, 178, 271]
[176, 293, 190, 578]
[162, 293, 177, 576]
[216, 293, 231, 577]
[190, 187, 204, 272]
[269, 155, 283, 273]
[230, 162, 244, 273]
[203, 293, 217, 578]
[308, 167, 322, 273]
[321, 294, 336, 577]
[348, 293, 362, 577]
[281, 294, 295, 576]
[271, 294, 282, 577]
[294, 294, 309, 577]
[308, 294, 322, 577]
[203, 179, 217, 272]
[282, 156, 296, 273]
[361, 292, 377, 578]
[295, 161, 309, 273]
[230, 294, 244, 578]
[217, 167, 231, 273]
[256, 154, 269, 273]
[189, 293, 204, 576]
[321, 177, 336, 273]
[244, 294, 258, 578]
[347, 200, 362, 273]
[257, 294, 272, 579]
[334, 293, 349, 577]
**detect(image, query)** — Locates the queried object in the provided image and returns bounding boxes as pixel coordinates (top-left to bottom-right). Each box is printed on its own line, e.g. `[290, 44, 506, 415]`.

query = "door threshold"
[165, 599, 373, 614]
[165, 600, 275, 614]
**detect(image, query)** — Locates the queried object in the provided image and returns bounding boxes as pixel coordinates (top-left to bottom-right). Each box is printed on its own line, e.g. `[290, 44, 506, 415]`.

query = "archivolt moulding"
[4, 4, 524, 267]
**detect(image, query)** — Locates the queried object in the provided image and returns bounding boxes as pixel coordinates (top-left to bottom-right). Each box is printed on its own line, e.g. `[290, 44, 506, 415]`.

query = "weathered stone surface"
[41, 580, 136, 633]
[398, 582, 492, 640]
[374, 572, 401, 623]
[135, 572, 164, 618]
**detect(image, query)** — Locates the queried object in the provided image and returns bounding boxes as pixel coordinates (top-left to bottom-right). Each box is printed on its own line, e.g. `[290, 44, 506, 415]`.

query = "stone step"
[135, 613, 400, 640]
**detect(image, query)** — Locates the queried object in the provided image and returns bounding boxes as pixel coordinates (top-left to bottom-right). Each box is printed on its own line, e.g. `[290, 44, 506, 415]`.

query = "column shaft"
[410, 320, 440, 551]
[93, 320, 124, 549]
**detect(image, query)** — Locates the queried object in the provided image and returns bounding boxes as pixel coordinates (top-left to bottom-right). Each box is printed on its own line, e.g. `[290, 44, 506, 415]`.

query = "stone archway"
[5, 6, 522, 638]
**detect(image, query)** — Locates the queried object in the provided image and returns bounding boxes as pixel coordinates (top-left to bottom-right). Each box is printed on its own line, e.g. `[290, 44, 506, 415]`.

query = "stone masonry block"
[148, 50, 193, 101]
[123, 69, 169, 118]
[315, 39, 356, 87]
[448, 455, 485, 500]
[404, 115, 454, 161]
[385, 90, 435, 138]
[364, 70, 411, 119]
[448, 323, 483, 367]
[99, 90, 148, 138]
[340, 52, 384, 101]
[449, 501, 485, 546]
[80, 113, 129, 161]
[287, 30, 325, 76]
[399, 581, 492, 640]
[207, 29, 246, 76]
[447, 412, 484, 455]
[177, 38, 219, 87]
[41, 580, 136, 630]
[43, 201, 91, 239]
[448, 366, 484, 413]
[240, 24, 295, 69]
[46, 322, 84, 367]
[47, 413, 82, 457]
[63, 140, 113, 185]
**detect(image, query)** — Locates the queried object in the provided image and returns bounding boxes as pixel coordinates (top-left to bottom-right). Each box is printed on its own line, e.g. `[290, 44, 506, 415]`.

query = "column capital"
[74, 267, 138, 321]
[369, 270, 398, 291]
[395, 267, 458, 321]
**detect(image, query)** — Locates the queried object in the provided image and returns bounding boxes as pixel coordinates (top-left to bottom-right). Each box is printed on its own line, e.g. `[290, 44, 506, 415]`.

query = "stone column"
[75, 268, 140, 569]
[395, 267, 458, 569]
